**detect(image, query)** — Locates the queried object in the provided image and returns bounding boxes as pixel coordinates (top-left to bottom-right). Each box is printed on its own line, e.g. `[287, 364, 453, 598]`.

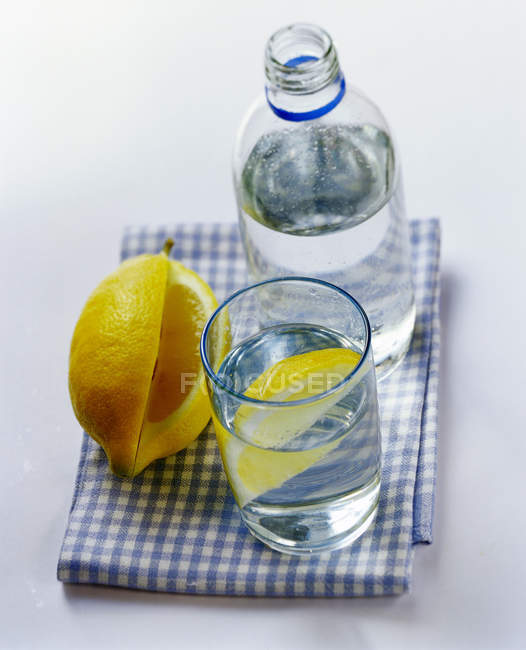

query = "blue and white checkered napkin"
[58, 219, 440, 596]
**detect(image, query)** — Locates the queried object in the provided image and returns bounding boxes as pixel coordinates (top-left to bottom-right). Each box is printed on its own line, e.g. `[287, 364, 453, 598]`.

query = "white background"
[1, 1, 525, 648]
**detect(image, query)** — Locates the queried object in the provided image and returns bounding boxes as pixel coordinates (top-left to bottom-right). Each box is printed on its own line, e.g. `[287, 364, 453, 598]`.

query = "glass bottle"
[233, 23, 415, 377]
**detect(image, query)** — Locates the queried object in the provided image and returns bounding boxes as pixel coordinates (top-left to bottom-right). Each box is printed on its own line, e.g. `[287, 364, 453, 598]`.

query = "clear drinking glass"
[200, 278, 381, 555]
[233, 23, 416, 378]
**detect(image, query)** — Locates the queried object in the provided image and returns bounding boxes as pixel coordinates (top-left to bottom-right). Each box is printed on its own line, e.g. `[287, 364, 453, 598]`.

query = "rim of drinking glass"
[200, 277, 371, 407]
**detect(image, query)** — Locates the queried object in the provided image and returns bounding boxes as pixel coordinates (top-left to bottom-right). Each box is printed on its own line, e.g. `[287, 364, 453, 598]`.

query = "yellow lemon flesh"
[213, 347, 361, 507]
[69, 240, 219, 478]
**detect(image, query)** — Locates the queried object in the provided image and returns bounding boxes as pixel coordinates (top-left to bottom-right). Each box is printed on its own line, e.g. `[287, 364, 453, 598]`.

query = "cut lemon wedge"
[214, 347, 361, 507]
[69, 240, 224, 478]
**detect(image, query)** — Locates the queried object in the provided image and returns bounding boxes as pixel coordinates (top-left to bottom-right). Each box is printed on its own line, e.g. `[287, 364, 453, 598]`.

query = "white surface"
[1, 1, 525, 648]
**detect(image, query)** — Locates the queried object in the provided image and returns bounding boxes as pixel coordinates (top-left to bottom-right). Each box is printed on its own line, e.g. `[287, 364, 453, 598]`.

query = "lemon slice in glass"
[213, 347, 361, 507]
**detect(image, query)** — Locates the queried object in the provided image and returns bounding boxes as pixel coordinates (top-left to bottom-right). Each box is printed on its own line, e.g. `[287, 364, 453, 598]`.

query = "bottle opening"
[265, 23, 341, 94]
[267, 24, 332, 67]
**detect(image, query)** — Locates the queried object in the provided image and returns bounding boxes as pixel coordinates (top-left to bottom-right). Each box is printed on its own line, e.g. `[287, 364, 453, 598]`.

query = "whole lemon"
[68, 240, 218, 478]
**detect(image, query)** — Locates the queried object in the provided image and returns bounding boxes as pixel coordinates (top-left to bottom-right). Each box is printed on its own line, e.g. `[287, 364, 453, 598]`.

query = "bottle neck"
[264, 24, 345, 122]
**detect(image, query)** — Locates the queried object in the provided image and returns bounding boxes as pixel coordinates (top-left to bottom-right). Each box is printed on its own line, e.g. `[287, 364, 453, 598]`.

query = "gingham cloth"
[58, 219, 440, 596]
